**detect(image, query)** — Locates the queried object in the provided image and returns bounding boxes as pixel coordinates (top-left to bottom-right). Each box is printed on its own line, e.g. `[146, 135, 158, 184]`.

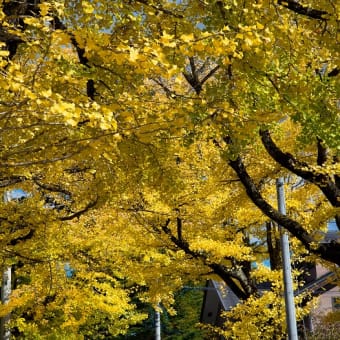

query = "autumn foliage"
[0, 0, 339, 338]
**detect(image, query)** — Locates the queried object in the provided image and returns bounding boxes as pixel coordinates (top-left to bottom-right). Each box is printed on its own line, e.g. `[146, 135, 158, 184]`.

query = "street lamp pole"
[276, 177, 298, 340]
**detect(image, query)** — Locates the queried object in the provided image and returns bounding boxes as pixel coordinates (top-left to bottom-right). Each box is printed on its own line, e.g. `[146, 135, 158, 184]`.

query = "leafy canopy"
[0, 0, 339, 338]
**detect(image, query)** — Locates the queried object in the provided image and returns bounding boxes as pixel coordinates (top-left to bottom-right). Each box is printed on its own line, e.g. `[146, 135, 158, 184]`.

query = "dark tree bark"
[260, 130, 340, 208]
[0, 0, 42, 60]
[277, 0, 329, 20]
[266, 221, 281, 270]
[260, 130, 340, 231]
[317, 137, 328, 166]
[183, 57, 220, 95]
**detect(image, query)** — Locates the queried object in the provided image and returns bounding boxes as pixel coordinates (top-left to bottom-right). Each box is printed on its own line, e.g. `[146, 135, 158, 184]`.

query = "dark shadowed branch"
[277, 0, 329, 20]
[229, 155, 340, 265]
[260, 130, 340, 208]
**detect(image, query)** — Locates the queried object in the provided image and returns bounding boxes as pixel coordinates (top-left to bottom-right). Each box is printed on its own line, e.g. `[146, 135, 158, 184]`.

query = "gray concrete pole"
[276, 177, 298, 340]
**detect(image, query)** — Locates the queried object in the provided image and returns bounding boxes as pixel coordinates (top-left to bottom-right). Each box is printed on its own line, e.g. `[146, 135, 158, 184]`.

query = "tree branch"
[317, 137, 328, 166]
[183, 58, 220, 95]
[260, 130, 340, 207]
[176, 217, 183, 242]
[200, 65, 220, 87]
[277, 0, 329, 20]
[160, 218, 256, 299]
[0, 175, 26, 187]
[33, 179, 72, 197]
[266, 221, 281, 270]
[229, 155, 340, 265]
[60, 197, 98, 221]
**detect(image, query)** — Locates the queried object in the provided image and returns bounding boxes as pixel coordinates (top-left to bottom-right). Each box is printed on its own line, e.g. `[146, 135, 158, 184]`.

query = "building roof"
[210, 280, 239, 311]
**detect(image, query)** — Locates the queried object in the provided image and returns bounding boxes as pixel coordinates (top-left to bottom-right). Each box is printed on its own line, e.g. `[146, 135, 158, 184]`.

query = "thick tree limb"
[317, 137, 328, 166]
[266, 221, 281, 270]
[328, 67, 339, 77]
[9, 229, 35, 246]
[176, 217, 183, 242]
[229, 156, 314, 247]
[60, 197, 98, 221]
[0, 175, 26, 187]
[183, 57, 220, 95]
[229, 155, 340, 265]
[278, 0, 329, 20]
[260, 130, 340, 207]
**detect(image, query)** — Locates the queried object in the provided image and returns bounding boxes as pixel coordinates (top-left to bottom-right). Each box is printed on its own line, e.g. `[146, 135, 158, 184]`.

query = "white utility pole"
[276, 178, 298, 340]
[1, 192, 14, 340]
[155, 305, 161, 340]
[1, 267, 11, 340]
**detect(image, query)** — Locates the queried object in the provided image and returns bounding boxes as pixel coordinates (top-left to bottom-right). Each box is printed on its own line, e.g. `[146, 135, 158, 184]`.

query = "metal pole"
[155, 305, 161, 340]
[1, 266, 11, 340]
[1, 192, 12, 340]
[276, 177, 298, 340]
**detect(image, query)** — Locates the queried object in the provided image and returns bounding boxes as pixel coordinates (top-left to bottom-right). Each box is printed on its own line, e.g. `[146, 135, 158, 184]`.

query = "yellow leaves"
[48, 98, 118, 130]
[40, 88, 52, 98]
[51, 100, 77, 123]
[23, 16, 47, 30]
[100, 106, 118, 130]
[0, 8, 5, 21]
[86, 37, 100, 53]
[251, 265, 282, 284]
[129, 47, 140, 62]
[0, 0, 338, 337]
[0, 50, 10, 57]
[256, 22, 264, 30]
[52, 30, 72, 46]
[180, 33, 194, 43]
[221, 290, 286, 340]
[39, 2, 51, 17]
[190, 237, 253, 261]
[160, 31, 176, 47]
[82, 1, 95, 14]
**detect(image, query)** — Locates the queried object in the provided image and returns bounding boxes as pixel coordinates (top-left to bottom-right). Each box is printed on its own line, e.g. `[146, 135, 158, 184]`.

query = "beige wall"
[311, 264, 340, 323]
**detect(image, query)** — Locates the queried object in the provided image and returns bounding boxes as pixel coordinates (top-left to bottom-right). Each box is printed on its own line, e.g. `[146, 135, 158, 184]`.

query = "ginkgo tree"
[0, 0, 339, 339]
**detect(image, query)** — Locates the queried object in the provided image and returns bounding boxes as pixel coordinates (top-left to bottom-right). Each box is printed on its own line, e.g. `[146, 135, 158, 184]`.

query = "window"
[331, 297, 340, 311]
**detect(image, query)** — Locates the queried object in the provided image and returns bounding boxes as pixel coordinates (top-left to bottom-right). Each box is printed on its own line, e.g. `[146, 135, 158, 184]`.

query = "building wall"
[312, 287, 340, 316]
[310, 264, 340, 328]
